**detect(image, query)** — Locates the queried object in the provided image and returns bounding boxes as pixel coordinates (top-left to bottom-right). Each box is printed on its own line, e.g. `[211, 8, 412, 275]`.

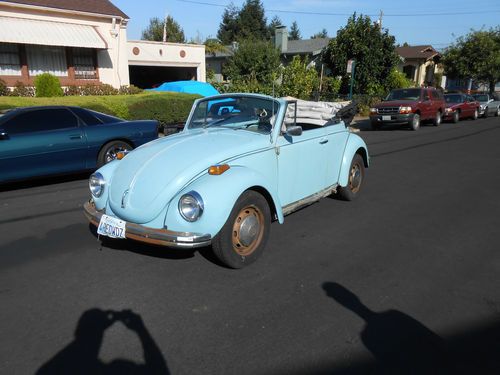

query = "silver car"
[472, 93, 500, 117]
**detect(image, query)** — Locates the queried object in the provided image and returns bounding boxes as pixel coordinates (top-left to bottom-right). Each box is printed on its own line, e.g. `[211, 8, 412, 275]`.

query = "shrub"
[11, 81, 35, 97]
[385, 69, 414, 91]
[0, 78, 9, 96]
[118, 85, 143, 95]
[34, 73, 63, 97]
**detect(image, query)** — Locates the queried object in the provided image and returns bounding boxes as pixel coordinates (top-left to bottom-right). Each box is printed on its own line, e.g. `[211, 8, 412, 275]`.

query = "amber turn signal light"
[208, 164, 230, 175]
[116, 151, 126, 160]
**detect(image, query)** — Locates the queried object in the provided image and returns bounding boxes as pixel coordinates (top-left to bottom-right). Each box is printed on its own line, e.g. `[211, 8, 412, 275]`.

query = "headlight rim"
[89, 172, 106, 198]
[178, 191, 204, 222]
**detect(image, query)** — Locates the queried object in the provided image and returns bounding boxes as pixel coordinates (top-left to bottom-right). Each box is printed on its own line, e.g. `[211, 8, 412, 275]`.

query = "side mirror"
[286, 125, 302, 136]
[0, 130, 8, 140]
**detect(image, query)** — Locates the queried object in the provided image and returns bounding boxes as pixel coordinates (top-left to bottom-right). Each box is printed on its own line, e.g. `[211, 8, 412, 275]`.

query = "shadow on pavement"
[36, 308, 169, 375]
[0, 172, 89, 192]
[299, 282, 500, 375]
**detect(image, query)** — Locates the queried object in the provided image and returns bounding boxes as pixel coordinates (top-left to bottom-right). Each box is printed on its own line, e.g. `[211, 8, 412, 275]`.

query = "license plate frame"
[97, 214, 126, 239]
[382, 115, 391, 121]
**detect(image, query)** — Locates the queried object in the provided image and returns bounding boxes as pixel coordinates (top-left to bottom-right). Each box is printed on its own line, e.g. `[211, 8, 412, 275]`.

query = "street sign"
[347, 59, 355, 74]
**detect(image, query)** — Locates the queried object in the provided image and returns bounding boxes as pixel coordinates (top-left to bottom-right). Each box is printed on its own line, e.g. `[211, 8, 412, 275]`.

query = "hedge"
[0, 92, 200, 126]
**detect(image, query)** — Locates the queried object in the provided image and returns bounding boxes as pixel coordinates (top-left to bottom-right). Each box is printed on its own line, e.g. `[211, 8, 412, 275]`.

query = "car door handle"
[69, 134, 83, 140]
[319, 139, 329, 144]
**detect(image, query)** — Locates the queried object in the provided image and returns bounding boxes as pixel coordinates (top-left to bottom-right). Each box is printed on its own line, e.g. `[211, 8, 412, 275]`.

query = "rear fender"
[164, 166, 283, 237]
[338, 134, 369, 187]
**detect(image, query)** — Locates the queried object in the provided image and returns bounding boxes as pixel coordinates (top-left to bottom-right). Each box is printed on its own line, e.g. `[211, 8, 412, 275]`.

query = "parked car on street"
[443, 93, 479, 122]
[369, 87, 446, 130]
[0, 106, 158, 183]
[84, 94, 369, 269]
[472, 93, 500, 117]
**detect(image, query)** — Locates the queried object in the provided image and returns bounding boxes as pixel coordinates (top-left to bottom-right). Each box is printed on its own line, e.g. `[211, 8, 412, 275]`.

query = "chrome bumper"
[83, 200, 212, 249]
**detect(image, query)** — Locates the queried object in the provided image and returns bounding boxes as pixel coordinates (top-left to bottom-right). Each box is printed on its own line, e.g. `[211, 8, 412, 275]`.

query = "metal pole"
[349, 60, 356, 100]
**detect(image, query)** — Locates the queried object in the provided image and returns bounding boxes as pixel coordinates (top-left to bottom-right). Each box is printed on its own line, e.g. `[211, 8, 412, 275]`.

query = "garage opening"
[129, 65, 198, 89]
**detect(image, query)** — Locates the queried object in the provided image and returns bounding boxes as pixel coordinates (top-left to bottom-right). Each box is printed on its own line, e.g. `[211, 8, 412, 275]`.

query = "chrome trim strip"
[282, 184, 338, 216]
[83, 200, 211, 249]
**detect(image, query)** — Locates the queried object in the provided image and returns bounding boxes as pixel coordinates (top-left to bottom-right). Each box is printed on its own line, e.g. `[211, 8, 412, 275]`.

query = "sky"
[113, 0, 500, 49]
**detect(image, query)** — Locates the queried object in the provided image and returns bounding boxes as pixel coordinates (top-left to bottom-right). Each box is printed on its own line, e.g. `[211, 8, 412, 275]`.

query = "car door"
[0, 108, 86, 181]
[275, 119, 329, 207]
[324, 121, 349, 187]
[421, 89, 433, 119]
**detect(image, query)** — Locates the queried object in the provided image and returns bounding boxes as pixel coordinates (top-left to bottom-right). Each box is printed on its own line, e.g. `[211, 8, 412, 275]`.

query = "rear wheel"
[495, 107, 500, 117]
[97, 140, 133, 167]
[432, 111, 442, 126]
[212, 191, 271, 269]
[452, 111, 460, 123]
[336, 154, 365, 201]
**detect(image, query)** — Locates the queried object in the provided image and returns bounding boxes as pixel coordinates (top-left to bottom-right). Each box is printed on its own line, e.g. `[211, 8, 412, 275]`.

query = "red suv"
[370, 87, 446, 131]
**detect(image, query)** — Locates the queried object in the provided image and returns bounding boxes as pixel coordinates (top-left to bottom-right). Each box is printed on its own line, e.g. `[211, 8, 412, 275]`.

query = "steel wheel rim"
[454, 112, 459, 122]
[105, 145, 128, 163]
[436, 112, 441, 125]
[232, 205, 264, 256]
[349, 162, 362, 193]
[414, 116, 420, 128]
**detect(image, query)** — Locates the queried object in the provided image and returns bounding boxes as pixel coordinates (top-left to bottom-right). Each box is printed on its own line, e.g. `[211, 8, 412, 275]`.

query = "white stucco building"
[0, 0, 205, 89]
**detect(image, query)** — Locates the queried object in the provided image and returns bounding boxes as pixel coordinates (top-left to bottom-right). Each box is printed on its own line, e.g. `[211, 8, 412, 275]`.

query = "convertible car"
[84, 94, 369, 268]
[0, 106, 158, 183]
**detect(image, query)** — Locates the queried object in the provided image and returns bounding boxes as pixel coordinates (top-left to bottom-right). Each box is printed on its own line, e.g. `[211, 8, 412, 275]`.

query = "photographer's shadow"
[37, 308, 169, 375]
[323, 282, 449, 374]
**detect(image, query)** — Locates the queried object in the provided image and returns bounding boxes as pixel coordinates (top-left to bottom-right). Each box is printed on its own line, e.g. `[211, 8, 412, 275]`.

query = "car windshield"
[445, 94, 463, 103]
[386, 88, 421, 101]
[187, 95, 280, 134]
[473, 94, 489, 101]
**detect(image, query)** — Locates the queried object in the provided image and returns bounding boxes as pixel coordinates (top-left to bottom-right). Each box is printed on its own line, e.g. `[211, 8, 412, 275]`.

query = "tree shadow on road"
[36, 308, 169, 375]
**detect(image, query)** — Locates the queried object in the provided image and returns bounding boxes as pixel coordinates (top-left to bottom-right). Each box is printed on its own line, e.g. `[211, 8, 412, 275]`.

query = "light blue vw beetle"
[84, 93, 369, 268]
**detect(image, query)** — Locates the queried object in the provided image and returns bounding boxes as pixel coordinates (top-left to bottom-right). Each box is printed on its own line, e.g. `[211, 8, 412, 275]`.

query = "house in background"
[396, 45, 442, 86]
[206, 27, 330, 83]
[0, 0, 206, 89]
[0, 0, 130, 88]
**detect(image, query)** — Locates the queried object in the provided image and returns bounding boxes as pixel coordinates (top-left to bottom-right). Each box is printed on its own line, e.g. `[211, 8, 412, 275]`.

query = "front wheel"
[409, 113, 420, 131]
[483, 108, 488, 118]
[495, 107, 500, 117]
[97, 140, 133, 167]
[472, 109, 478, 120]
[452, 111, 460, 123]
[212, 191, 271, 269]
[432, 111, 442, 126]
[336, 154, 365, 201]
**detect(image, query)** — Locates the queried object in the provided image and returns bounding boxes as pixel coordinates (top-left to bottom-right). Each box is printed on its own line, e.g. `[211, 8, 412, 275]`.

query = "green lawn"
[0, 92, 200, 125]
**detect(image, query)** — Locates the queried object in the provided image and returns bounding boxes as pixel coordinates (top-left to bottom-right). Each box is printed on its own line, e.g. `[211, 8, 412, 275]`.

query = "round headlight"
[89, 172, 105, 198]
[178, 191, 204, 222]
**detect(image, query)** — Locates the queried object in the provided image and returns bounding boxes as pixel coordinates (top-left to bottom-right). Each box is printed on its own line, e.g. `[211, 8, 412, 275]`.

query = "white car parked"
[472, 93, 500, 117]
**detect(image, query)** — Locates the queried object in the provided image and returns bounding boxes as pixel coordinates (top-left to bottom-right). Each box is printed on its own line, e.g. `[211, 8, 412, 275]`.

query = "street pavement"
[1, 116, 500, 374]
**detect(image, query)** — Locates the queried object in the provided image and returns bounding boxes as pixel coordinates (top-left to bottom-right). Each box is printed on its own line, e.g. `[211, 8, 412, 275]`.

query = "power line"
[175, 0, 500, 17]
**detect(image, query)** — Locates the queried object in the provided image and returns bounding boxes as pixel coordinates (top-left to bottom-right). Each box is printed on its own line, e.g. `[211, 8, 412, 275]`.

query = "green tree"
[217, 2, 240, 44]
[279, 56, 318, 99]
[237, 0, 269, 41]
[204, 38, 228, 55]
[311, 29, 328, 39]
[442, 27, 500, 94]
[223, 39, 280, 83]
[323, 13, 399, 96]
[141, 16, 186, 43]
[268, 15, 283, 39]
[289, 21, 301, 40]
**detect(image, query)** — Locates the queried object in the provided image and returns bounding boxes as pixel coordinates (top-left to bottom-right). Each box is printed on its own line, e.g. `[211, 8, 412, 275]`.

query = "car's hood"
[376, 100, 418, 108]
[108, 128, 267, 223]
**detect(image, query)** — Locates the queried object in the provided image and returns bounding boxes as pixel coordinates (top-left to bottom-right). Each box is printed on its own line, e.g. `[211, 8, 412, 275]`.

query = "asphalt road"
[1, 116, 500, 374]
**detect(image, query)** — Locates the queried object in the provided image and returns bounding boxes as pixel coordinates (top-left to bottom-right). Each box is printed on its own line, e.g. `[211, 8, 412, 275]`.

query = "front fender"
[338, 133, 369, 187]
[92, 160, 120, 211]
[164, 166, 283, 237]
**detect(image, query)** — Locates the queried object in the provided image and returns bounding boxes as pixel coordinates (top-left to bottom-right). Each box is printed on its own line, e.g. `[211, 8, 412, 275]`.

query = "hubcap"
[105, 146, 129, 163]
[232, 206, 264, 256]
[436, 113, 441, 125]
[349, 163, 362, 193]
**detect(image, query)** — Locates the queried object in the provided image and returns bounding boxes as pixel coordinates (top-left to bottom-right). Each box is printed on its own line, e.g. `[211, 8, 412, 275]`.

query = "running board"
[282, 184, 338, 216]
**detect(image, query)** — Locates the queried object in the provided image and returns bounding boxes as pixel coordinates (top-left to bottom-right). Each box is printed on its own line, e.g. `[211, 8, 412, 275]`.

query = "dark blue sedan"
[0, 106, 158, 183]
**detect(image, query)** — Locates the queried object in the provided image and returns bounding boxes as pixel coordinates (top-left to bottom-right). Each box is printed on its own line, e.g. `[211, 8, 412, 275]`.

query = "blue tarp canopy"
[149, 81, 219, 97]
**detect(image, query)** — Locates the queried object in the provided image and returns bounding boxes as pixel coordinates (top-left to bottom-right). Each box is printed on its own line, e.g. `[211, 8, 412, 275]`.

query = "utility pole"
[378, 10, 383, 29]
[162, 12, 168, 42]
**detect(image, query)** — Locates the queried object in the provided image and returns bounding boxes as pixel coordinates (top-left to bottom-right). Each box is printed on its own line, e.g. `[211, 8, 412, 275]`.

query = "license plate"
[382, 115, 391, 121]
[97, 214, 126, 239]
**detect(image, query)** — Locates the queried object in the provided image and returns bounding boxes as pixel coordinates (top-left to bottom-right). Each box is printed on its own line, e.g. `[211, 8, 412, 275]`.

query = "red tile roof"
[2, 0, 128, 19]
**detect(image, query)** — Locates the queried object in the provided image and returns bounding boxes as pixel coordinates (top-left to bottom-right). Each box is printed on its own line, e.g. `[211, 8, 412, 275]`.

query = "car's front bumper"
[83, 200, 212, 248]
[370, 113, 414, 124]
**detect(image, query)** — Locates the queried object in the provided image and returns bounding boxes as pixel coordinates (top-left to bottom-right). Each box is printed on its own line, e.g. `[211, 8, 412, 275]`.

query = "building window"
[0, 43, 21, 76]
[26, 45, 68, 77]
[73, 48, 97, 79]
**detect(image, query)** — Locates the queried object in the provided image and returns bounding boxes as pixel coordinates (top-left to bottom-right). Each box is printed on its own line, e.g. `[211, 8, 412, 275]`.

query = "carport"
[129, 65, 198, 89]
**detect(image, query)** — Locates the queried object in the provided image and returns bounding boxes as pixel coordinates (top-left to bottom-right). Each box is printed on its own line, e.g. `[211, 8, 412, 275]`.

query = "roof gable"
[2, 0, 128, 19]
[396, 45, 440, 60]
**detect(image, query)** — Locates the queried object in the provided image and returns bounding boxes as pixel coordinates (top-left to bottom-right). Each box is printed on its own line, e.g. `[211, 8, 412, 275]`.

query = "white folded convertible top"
[283, 97, 350, 127]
